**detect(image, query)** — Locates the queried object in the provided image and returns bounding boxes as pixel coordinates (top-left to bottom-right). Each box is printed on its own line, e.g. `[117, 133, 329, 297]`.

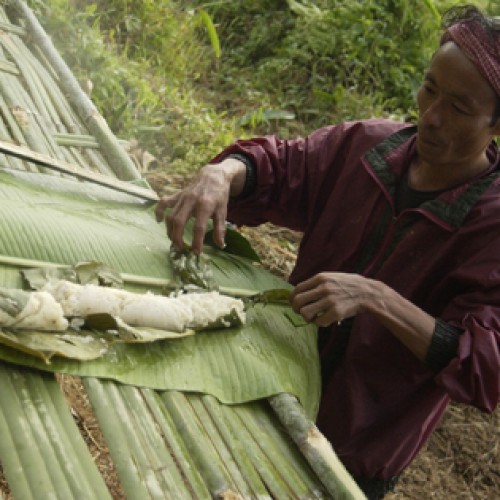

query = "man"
[156, 5, 499, 499]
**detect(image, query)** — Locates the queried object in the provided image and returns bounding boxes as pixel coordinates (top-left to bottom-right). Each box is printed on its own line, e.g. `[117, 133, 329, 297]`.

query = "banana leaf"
[0, 168, 320, 418]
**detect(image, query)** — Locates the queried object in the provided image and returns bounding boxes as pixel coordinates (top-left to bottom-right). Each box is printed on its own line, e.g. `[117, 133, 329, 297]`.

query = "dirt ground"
[0, 173, 498, 499]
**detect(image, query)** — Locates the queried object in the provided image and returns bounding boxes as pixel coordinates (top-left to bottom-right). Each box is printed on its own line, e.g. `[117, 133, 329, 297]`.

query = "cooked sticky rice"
[43, 280, 245, 332]
[0, 291, 68, 331]
[176, 291, 246, 329]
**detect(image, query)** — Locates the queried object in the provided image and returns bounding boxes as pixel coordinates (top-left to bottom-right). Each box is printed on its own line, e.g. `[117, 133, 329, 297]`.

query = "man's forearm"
[362, 280, 436, 361]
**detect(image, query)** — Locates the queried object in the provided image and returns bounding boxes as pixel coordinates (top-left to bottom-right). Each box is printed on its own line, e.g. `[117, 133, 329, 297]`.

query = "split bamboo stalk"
[25, 371, 112, 498]
[269, 393, 366, 500]
[161, 391, 239, 499]
[231, 402, 325, 498]
[243, 401, 325, 496]
[0, 78, 27, 146]
[0, 139, 159, 201]
[1, 34, 58, 136]
[0, 59, 18, 74]
[200, 395, 270, 498]
[83, 378, 156, 499]
[110, 384, 189, 498]
[140, 389, 212, 499]
[4, 33, 106, 171]
[225, 402, 296, 499]
[9, 0, 142, 181]
[0, 18, 25, 36]
[0, 69, 49, 155]
[186, 396, 255, 498]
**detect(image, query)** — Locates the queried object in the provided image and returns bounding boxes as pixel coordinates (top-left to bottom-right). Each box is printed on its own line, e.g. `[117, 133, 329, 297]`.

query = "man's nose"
[421, 100, 444, 128]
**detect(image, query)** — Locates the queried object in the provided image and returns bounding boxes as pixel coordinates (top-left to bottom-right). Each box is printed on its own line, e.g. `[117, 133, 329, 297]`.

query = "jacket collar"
[364, 126, 500, 230]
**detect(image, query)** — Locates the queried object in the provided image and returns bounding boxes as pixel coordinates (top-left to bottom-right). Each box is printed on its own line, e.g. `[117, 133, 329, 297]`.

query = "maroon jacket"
[219, 119, 500, 478]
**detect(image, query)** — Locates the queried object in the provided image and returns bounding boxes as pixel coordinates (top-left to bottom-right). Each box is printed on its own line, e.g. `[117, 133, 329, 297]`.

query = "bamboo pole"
[160, 391, 239, 499]
[200, 395, 270, 498]
[0, 18, 25, 36]
[8, 0, 142, 182]
[269, 393, 366, 500]
[140, 389, 211, 499]
[231, 401, 325, 498]
[186, 396, 255, 498]
[0, 139, 158, 201]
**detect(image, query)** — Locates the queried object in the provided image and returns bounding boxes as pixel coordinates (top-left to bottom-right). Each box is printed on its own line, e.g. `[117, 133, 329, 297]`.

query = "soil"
[1, 173, 498, 499]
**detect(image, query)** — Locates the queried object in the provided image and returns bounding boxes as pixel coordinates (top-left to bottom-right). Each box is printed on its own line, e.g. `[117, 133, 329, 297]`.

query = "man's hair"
[442, 5, 500, 126]
[442, 4, 500, 34]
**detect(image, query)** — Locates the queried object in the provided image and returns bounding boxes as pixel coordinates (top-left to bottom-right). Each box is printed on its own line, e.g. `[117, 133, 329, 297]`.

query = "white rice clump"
[0, 291, 68, 331]
[120, 292, 193, 331]
[43, 280, 127, 317]
[176, 291, 246, 329]
[43, 280, 245, 332]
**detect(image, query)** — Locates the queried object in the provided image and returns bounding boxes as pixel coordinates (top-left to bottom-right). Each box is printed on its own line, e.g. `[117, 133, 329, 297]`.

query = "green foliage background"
[28, 0, 498, 178]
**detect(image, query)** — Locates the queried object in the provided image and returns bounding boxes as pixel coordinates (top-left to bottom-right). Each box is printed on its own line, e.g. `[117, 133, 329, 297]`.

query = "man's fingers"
[155, 194, 178, 222]
[212, 209, 228, 249]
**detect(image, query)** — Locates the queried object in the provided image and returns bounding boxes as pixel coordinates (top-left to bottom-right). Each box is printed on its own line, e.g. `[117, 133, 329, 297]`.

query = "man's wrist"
[226, 153, 257, 199]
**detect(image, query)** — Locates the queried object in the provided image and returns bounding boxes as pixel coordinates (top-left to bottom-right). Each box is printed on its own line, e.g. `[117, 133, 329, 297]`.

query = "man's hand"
[155, 158, 247, 254]
[290, 272, 372, 327]
[290, 272, 436, 361]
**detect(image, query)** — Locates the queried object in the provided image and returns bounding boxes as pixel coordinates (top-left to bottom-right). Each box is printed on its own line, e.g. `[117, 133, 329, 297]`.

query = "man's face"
[416, 41, 500, 170]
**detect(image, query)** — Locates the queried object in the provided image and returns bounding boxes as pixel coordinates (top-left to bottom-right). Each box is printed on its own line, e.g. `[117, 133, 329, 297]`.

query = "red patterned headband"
[441, 20, 500, 97]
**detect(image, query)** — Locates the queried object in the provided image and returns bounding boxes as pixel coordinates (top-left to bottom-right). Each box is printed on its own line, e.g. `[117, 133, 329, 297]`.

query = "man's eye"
[452, 104, 469, 115]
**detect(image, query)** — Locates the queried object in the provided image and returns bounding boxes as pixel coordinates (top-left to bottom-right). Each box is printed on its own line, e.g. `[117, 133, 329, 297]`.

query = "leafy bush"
[196, 0, 443, 129]
[26, 0, 499, 174]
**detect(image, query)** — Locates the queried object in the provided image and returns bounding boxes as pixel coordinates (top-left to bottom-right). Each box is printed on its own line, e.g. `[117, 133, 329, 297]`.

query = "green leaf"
[205, 227, 261, 262]
[22, 266, 76, 290]
[0, 170, 320, 418]
[199, 9, 221, 59]
[0, 329, 108, 364]
[74, 261, 123, 287]
[0, 287, 29, 316]
[84, 314, 195, 342]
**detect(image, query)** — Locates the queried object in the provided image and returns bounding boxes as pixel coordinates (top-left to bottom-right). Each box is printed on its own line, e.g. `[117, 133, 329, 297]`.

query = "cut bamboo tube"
[269, 393, 366, 500]
[231, 402, 325, 498]
[9, 0, 142, 181]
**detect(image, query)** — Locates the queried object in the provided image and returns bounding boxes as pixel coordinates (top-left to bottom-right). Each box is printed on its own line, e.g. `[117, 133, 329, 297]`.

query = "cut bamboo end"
[269, 393, 366, 500]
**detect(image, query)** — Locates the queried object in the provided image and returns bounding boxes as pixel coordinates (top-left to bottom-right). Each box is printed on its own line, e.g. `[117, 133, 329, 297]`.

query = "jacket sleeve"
[212, 123, 364, 231]
[434, 237, 500, 413]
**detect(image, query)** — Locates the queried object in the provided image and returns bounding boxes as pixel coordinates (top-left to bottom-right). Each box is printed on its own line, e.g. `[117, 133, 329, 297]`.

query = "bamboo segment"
[0, 363, 111, 500]
[232, 402, 325, 498]
[239, 400, 325, 496]
[140, 389, 212, 499]
[83, 377, 155, 499]
[225, 405, 301, 499]
[9, 0, 143, 181]
[25, 371, 112, 499]
[0, 19, 25, 36]
[269, 393, 367, 500]
[0, 139, 158, 201]
[200, 395, 270, 498]
[187, 396, 255, 497]
[161, 391, 237, 498]
[0, 58, 18, 74]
